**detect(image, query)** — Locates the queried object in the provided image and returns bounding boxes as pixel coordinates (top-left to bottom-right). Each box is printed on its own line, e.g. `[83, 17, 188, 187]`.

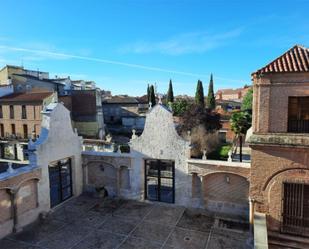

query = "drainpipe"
[7, 188, 18, 233]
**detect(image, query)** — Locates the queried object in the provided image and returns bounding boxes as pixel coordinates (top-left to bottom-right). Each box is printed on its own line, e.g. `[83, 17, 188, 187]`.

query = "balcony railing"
[288, 119, 309, 133]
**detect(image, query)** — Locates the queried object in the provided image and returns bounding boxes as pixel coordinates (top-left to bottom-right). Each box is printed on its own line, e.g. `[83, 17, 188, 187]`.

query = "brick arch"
[16, 177, 40, 191]
[202, 171, 250, 181]
[85, 160, 118, 169]
[263, 167, 309, 191]
[201, 171, 249, 216]
[264, 169, 309, 230]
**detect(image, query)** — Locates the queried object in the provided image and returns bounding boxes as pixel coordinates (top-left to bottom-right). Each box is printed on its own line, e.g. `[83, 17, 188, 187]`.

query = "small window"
[0, 124, 4, 137]
[9, 105, 14, 119]
[11, 124, 15, 135]
[22, 105, 27, 119]
[23, 124, 28, 139]
[0, 106, 3, 118]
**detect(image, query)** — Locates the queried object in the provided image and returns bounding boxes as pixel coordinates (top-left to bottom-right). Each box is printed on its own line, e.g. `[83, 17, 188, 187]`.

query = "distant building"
[102, 95, 147, 133]
[216, 86, 251, 102]
[0, 91, 56, 161]
[59, 89, 105, 139]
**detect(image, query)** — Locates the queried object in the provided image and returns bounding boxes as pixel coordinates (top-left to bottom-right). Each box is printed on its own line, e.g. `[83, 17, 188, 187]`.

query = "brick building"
[216, 86, 251, 102]
[249, 45, 309, 246]
[0, 91, 56, 161]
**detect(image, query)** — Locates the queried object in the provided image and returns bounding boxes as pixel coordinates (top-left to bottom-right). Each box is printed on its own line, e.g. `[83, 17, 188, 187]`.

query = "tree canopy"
[149, 84, 156, 107]
[230, 111, 252, 136]
[167, 79, 174, 103]
[207, 74, 216, 110]
[147, 84, 150, 103]
[171, 99, 190, 116]
[195, 80, 205, 108]
[241, 88, 253, 111]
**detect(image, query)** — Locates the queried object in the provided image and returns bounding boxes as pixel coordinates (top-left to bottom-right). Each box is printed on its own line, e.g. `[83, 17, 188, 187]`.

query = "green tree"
[241, 88, 253, 111]
[207, 74, 216, 110]
[230, 111, 252, 162]
[149, 84, 156, 107]
[195, 80, 204, 108]
[167, 79, 174, 103]
[171, 99, 190, 116]
[147, 84, 150, 103]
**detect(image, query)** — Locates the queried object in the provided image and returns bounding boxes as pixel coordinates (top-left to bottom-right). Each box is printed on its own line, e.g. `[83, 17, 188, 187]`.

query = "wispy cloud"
[0, 44, 246, 83]
[119, 28, 243, 55]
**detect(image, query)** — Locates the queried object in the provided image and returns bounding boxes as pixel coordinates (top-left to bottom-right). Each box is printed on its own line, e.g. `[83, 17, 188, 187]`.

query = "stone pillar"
[199, 175, 205, 207]
[7, 188, 18, 233]
[249, 197, 255, 234]
[116, 167, 121, 197]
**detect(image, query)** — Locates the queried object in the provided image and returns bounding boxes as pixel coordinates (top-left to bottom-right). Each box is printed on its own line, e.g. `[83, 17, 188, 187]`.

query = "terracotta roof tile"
[0, 91, 53, 103]
[254, 45, 309, 75]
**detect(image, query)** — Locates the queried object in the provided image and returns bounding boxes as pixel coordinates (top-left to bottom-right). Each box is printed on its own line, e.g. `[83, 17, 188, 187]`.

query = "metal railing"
[288, 119, 309, 133]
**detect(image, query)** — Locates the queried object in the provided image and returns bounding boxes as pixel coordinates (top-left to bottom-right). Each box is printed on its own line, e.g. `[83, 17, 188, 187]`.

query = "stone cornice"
[248, 133, 309, 148]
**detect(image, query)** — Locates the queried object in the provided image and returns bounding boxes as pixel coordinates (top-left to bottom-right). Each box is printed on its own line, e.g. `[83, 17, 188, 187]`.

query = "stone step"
[268, 231, 309, 249]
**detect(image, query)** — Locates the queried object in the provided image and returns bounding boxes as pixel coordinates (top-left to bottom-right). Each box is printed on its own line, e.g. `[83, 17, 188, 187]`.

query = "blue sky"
[1, 0, 309, 96]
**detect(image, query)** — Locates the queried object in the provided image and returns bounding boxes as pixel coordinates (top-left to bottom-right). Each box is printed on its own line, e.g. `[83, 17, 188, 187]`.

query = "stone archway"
[202, 172, 249, 216]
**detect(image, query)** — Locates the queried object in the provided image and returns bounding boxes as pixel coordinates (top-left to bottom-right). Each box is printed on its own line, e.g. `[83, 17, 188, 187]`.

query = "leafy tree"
[147, 84, 150, 103]
[171, 99, 190, 116]
[149, 84, 156, 107]
[179, 104, 221, 134]
[230, 111, 252, 162]
[207, 74, 216, 110]
[167, 79, 174, 103]
[195, 80, 205, 107]
[241, 88, 253, 111]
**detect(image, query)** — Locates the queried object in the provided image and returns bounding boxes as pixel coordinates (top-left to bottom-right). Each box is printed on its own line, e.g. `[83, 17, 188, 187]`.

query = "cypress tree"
[149, 85, 156, 107]
[195, 80, 204, 108]
[167, 79, 174, 103]
[207, 74, 216, 110]
[147, 84, 150, 103]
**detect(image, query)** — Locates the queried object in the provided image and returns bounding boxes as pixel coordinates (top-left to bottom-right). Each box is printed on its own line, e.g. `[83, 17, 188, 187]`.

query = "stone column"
[116, 167, 121, 197]
[7, 188, 18, 233]
[199, 175, 205, 207]
[249, 197, 255, 234]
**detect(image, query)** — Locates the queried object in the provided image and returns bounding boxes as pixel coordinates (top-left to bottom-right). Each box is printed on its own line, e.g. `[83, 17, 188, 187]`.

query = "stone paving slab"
[1, 196, 251, 249]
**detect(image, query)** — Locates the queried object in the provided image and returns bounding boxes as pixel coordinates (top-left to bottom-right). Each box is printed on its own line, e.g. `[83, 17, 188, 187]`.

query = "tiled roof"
[0, 91, 53, 103]
[254, 45, 309, 75]
[103, 96, 139, 104]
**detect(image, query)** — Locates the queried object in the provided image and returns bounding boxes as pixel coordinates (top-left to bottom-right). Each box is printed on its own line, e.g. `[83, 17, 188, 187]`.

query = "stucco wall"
[130, 104, 191, 206]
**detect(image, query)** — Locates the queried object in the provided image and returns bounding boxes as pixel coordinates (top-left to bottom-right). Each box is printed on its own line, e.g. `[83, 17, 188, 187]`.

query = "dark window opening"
[9, 105, 14, 119]
[22, 105, 27, 119]
[23, 124, 28, 139]
[288, 97, 309, 133]
[145, 159, 175, 203]
[11, 124, 15, 135]
[49, 158, 72, 207]
[282, 182, 309, 236]
[0, 106, 3, 118]
[0, 124, 4, 137]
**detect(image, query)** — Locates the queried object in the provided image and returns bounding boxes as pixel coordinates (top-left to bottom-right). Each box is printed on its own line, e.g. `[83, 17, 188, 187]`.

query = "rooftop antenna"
[154, 82, 157, 94]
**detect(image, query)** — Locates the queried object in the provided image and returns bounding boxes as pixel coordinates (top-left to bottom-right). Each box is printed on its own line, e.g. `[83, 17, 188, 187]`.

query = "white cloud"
[120, 28, 243, 55]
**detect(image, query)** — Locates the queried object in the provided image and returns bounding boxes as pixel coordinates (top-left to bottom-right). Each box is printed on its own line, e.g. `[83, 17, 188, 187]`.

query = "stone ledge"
[187, 159, 251, 168]
[248, 133, 309, 148]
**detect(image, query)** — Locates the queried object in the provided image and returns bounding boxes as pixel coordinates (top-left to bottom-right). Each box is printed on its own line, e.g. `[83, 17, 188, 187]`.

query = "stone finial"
[228, 150, 233, 162]
[7, 162, 14, 174]
[149, 102, 152, 110]
[158, 94, 162, 104]
[202, 150, 207, 160]
[31, 130, 36, 142]
[117, 145, 121, 153]
[131, 129, 137, 139]
[106, 133, 112, 143]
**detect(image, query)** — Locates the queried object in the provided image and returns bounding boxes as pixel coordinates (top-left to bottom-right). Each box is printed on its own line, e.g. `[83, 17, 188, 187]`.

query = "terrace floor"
[0, 195, 252, 249]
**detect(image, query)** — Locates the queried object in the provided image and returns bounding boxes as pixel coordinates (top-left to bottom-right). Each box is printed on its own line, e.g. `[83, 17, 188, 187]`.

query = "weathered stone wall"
[30, 103, 83, 213]
[130, 104, 191, 206]
[0, 168, 41, 238]
[188, 159, 250, 216]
